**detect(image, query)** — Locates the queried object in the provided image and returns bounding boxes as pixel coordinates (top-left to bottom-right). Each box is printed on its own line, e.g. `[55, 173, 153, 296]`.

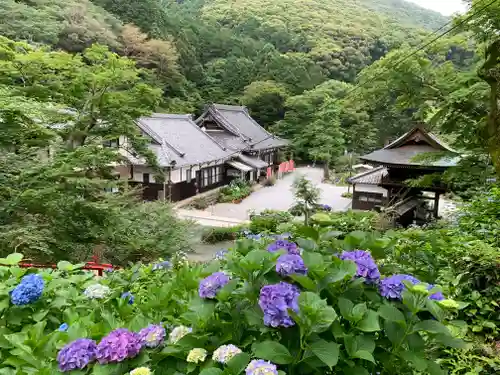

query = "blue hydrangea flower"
[246, 233, 263, 240]
[199, 272, 230, 299]
[427, 285, 445, 301]
[379, 274, 420, 300]
[320, 204, 332, 211]
[57, 338, 97, 372]
[152, 261, 172, 271]
[10, 274, 44, 305]
[339, 250, 380, 283]
[276, 254, 307, 277]
[121, 292, 134, 304]
[246, 359, 278, 375]
[214, 249, 228, 260]
[58, 323, 69, 332]
[259, 282, 300, 327]
[267, 239, 300, 255]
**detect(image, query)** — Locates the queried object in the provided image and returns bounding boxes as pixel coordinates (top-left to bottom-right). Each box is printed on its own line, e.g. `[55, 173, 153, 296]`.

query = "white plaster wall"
[355, 184, 388, 197]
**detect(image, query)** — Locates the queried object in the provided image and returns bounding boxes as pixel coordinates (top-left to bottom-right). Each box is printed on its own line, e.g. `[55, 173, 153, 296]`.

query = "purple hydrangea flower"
[339, 250, 380, 283]
[199, 272, 230, 299]
[57, 338, 97, 372]
[10, 274, 44, 305]
[246, 359, 278, 375]
[267, 239, 300, 255]
[121, 292, 134, 304]
[276, 254, 307, 277]
[138, 324, 166, 348]
[96, 328, 142, 364]
[379, 274, 420, 300]
[320, 204, 332, 211]
[259, 282, 300, 327]
[428, 285, 445, 301]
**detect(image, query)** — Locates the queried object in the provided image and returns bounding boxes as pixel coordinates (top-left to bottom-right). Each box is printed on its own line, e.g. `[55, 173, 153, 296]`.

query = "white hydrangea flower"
[169, 325, 192, 344]
[187, 348, 207, 363]
[212, 344, 242, 363]
[130, 368, 151, 375]
[83, 284, 111, 299]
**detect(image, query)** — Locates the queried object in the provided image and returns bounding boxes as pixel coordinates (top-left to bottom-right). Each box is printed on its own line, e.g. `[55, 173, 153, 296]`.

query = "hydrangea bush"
[0, 235, 466, 374]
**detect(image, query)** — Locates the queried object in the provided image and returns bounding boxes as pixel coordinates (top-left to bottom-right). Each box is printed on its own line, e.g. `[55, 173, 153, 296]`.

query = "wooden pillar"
[433, 192, 440, 219]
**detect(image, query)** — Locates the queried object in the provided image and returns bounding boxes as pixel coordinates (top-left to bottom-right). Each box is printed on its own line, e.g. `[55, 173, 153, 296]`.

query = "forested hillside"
[2, 0, 497, 182]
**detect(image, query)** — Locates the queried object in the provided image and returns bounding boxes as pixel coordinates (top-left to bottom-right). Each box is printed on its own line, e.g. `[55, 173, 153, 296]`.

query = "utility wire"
[340, 0, 499, 102]
[217, 0, 499, 159]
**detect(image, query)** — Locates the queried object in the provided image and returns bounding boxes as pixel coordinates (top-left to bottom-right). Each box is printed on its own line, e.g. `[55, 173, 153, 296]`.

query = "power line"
[221, 0, 499, 159]
[340, 0, 498, 102]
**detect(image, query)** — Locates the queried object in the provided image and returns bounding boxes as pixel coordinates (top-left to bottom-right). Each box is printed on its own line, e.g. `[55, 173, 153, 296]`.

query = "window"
[143, 173, 150, 183]
[200, 166, 223, 187]
[103, 138, 119, 148]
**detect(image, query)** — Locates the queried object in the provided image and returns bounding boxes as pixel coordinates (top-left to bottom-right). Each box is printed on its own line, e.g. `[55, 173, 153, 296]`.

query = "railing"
[17, 255, 115, 276]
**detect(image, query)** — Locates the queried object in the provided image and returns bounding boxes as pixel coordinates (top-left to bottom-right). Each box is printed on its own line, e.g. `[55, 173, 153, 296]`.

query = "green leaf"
[199, 369, 223, 375]
[0, 253, 24, 265]
[400, 352, 428, 371]
[427, 360, 447, 375]
[252, 341, 293, 364]
[413, 320, 450, 335]
[433, 334, 466, 349]
[353, 350, 375, 363]
[57, 261, 74, 271]
[289, 275, 316, 291]
[357, 310, 380, 332]
[296, 238, 317, 251]
[326, 259, 357, 283]
[338, 297, 354, 320]
[351, 303, 368, 322]
[226, 352, 251, 375]
[309, 339, 339, 368]
[378, 304, 406, 325]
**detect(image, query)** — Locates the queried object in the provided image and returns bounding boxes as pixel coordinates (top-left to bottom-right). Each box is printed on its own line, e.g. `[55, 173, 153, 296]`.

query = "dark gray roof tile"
[133, 114, 231, 167]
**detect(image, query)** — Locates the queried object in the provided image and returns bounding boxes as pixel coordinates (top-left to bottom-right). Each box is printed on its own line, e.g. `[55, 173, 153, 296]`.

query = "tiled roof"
[348, 166, 388, 185]
[198, 104, 288, 150]
[205, 130, 248, 151]
[361, 145, 459, 167]
[131, 114, 231, 167]
[361, 126, 459, 168]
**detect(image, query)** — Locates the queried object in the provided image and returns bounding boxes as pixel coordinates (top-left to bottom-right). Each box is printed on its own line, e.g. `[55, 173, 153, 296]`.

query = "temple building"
[116, 105, 288, 202]
[348, 126, 459, 226]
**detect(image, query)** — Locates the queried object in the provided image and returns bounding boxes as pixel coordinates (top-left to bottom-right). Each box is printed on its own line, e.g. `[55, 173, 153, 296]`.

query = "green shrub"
[310, 210, 380, 233]
[219, 179, 252, 202]
[249, 209, 293, 233]
[201, 225, 246, 244]
[341, 191, 353, 198]
[191, 196, 210, 210]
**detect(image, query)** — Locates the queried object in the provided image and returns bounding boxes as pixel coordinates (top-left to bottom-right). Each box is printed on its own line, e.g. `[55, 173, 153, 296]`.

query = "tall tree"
[241, 80, 289, 128]
[458, 0, 500, 176]
[300, 97, 345, 180]
[0, 38, 162, 167]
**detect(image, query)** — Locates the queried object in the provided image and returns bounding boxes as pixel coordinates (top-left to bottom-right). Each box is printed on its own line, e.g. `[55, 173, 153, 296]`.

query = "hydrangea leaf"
[252, 341, 293, 364]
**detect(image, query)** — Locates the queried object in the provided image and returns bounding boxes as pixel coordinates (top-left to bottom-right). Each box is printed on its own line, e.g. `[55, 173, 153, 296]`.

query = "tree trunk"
[480, 41, 500, 176]
[323, 161, 330, 181]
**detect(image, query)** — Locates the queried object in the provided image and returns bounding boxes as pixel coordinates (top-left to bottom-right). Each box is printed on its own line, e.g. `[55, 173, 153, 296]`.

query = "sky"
[405, 0, 468, 15]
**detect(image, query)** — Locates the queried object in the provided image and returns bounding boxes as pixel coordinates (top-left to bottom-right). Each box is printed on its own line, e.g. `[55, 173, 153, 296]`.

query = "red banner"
[266, 167, 272, 178]
[289, 160, 295, 171]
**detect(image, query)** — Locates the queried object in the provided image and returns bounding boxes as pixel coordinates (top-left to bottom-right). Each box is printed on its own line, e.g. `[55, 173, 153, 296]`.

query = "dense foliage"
[0, 232, 466, 374]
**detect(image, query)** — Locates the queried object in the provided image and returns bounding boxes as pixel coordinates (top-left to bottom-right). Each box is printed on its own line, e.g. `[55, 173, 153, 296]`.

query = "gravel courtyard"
[204, 167, 352, 220]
